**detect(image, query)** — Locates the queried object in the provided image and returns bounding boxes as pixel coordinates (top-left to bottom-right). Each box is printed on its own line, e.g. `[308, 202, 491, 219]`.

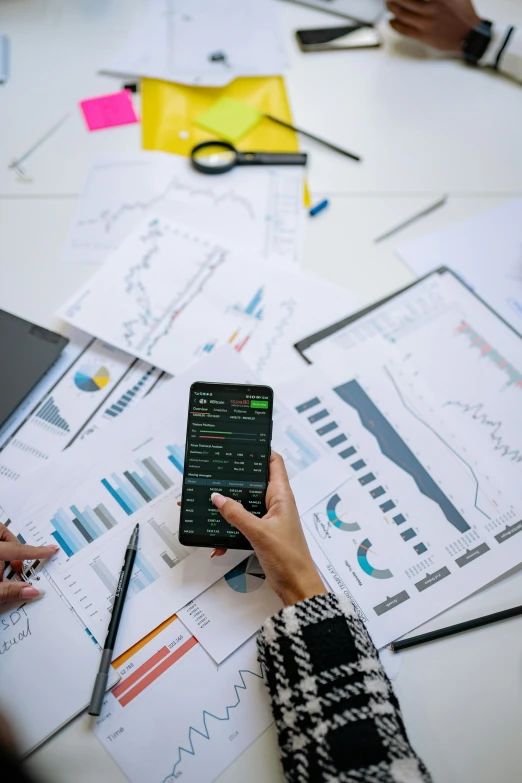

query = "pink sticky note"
[79, 90, 139, 131]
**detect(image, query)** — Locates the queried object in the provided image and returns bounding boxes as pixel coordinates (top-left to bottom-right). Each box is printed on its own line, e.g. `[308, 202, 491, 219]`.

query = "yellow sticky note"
[195, 97, 262, 143]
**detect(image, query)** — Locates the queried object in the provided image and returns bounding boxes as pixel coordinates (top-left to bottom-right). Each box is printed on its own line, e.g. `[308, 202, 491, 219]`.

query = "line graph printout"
[1, 349, 329, 654]
[63, 153, 303, 266]
[59, 216, 358, 383]
[304, 270, 522, 500]
[286, 270, 522, 647]
[94, 620, 271, 783]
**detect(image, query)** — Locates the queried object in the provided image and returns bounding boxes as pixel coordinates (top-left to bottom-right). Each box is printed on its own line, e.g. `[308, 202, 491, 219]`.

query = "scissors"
[191, 140, 307, 175]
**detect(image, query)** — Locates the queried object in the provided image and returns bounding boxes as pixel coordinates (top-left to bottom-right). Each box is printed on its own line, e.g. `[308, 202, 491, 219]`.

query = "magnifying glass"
[191, 141, 307, 175]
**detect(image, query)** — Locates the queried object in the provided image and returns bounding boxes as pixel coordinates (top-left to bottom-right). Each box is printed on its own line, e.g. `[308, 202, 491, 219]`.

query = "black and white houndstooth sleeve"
[257, 592, 432, 783]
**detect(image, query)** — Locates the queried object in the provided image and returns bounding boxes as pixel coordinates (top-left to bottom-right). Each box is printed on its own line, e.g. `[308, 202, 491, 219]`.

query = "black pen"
[88, 524, 139, 716]
[391, 604, 522, 653]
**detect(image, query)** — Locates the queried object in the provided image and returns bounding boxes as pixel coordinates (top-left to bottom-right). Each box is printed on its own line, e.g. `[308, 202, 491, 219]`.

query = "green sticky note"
[195, 97, 262, 143]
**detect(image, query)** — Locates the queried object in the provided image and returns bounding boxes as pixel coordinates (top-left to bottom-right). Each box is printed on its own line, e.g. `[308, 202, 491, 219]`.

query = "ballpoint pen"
[88, 524, 139, 716]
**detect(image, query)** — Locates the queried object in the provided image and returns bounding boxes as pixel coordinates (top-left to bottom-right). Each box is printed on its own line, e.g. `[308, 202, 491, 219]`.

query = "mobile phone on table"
[296, 25, 382, 52]
[178, 382, 274, 549]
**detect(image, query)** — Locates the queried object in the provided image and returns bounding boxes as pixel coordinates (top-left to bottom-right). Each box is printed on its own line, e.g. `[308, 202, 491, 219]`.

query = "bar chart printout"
[51, 503, 117, 556]
[167, 444, 184, 473]
[101, 456, 174, 515]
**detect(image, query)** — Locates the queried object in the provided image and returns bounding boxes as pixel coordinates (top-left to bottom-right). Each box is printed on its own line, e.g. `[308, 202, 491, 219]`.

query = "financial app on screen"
[182, 384, 272, 544]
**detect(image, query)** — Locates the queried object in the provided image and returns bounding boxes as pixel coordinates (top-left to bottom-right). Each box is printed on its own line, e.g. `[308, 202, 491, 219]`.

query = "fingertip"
[211, 492, 227, 509]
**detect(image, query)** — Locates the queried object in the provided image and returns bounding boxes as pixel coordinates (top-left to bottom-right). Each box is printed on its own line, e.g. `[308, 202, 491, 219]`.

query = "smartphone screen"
[179, 382, 273, 549]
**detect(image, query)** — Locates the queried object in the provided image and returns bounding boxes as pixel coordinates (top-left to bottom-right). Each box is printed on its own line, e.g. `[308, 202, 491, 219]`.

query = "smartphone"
[296, 25, 382, 52]
[178, 382, 274, 549]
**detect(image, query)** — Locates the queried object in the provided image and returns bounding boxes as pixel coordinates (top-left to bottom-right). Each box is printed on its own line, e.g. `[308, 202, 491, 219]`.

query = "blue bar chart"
[101, 456, 174, 516]
[230, 287, 264, 320]
[36, 397, 70, 432]
[90, 551, 160, 598]
[130, 552, 160, 594]
[104, 367, 157, 419]
[279, 423, 320, 478]
[51, 502, 118, 556]
[166, 444, 184, 473]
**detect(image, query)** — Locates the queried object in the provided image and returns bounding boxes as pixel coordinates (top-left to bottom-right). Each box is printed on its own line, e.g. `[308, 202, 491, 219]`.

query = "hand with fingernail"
[0, 523, 59, 605]
[209, 452, 327, 607]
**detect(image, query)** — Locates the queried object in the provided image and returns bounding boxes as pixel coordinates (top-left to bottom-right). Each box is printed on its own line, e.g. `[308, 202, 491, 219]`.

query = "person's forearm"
[257, 593, 432, 783]
[480, 23, 522, 83]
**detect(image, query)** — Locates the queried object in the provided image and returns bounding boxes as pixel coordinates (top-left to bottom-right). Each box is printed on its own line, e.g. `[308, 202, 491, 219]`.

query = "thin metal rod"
[8, 111, 71, 170]
[264, 113, 361, 162]
[374, 195, 448, 243]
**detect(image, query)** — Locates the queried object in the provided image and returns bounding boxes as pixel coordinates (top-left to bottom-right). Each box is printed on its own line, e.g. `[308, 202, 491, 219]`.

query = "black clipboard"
[0, 309, 69, 428]
[294, 267, 522, 363]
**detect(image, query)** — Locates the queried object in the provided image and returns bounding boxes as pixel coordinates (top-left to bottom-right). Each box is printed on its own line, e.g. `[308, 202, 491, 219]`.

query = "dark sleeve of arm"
[257, 592, 432, 783]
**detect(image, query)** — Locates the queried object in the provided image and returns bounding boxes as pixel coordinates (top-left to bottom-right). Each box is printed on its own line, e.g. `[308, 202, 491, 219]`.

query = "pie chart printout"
[225, 555, 266, 593]
[74, 365, 111, 393]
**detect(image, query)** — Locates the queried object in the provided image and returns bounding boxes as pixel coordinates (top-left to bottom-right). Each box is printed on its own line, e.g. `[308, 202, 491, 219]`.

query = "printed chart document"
[0, 338, 163, 489]
[0, 569, 118, 756]
[58, 216, 358, 383]
[282, 269, 522, 648]
[396, 200, 522, 334]
[101, 0, 287, 86]
[1, 350, 333, 655]
[63, 153, 304, 267]
[94, 617, 271, 783]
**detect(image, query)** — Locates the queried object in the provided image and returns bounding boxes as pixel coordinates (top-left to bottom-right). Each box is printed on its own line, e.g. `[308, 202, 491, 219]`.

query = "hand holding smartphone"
[179, 382, 273, 550]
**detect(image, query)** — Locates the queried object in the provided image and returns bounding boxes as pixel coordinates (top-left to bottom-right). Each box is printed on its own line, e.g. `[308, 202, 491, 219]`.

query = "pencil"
[391, 604, 522, 652]
[374, 195, 447, 243]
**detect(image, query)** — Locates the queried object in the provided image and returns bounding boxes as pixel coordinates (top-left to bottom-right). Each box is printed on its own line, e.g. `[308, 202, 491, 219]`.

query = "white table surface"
[1, 1, 522, 782]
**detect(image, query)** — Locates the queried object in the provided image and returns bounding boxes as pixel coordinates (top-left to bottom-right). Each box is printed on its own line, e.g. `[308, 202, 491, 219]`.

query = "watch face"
[463, 20, 492, 63]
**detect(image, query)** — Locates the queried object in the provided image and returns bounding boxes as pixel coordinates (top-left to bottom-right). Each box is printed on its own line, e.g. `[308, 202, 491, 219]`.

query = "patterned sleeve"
[257, 592, 432, 783]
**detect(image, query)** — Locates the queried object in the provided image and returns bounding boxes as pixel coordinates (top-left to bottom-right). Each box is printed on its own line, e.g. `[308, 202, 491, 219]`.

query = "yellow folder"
[141, 76, 311, 205]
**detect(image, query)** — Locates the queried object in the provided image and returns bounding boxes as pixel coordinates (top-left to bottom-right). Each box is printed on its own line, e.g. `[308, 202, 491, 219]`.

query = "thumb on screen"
[211, 493, 257, 542]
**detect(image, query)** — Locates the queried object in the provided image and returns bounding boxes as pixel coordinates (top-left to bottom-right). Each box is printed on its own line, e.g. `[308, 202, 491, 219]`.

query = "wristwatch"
[462, 19, 493, 65]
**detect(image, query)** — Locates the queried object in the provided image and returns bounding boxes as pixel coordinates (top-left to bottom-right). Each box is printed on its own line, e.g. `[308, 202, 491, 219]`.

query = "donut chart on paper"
[74, 365, 111, 393]
[357, 538, 393, 579]
[327, 493, 360, 532]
